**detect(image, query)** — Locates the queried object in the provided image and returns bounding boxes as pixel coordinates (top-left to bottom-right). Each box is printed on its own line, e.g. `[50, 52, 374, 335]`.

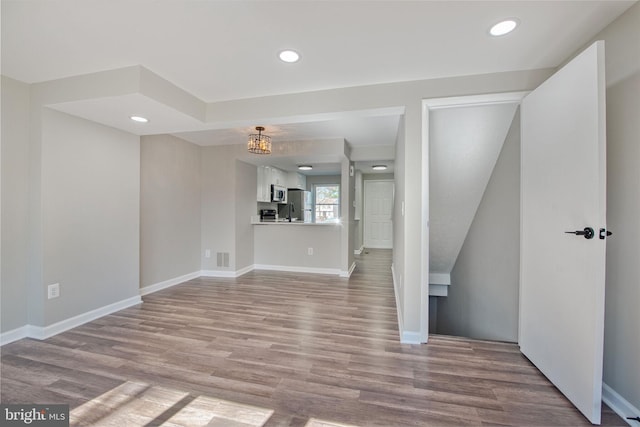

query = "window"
[314, 184, 340, 223]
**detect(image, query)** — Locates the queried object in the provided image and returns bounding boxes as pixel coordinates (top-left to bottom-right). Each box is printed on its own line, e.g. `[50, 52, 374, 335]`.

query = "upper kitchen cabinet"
[288, 172, 307, 190]
[257, 165, 290, 202]
[272, 168, 287, 187]
[257, 165, 271, 202]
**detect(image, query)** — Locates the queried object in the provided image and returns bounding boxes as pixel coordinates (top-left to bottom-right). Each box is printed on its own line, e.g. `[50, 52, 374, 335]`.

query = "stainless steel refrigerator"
[279, 189, 312, 222]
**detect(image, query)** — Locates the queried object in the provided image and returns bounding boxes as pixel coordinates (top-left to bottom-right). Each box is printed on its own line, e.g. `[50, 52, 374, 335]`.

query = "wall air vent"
[216, 252, 230, 268]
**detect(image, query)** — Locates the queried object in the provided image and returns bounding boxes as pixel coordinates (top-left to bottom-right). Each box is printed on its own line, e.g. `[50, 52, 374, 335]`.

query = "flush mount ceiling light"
[489, 19, 518, 36]
[278, 49, 300, 63]
[248, 126, 272, 155]
[298, 165, 313, 171]
[372, 165, 387, 171]
[130, 115, 149, 123]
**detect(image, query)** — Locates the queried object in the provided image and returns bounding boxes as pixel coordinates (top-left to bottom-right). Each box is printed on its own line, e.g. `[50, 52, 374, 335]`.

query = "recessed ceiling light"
[489, 19, 518, 36]
[372, 165, 387, 171]
[279, 50, 300, 63]
[298, 165, 312, 171]
[130, 115, 149, 123]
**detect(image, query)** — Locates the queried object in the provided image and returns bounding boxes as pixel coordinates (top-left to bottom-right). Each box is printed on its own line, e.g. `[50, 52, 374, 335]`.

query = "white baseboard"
[390, 264, 422, 344]
[140, 271, 201, 296]
[0, 325, 30, 346]
[0, 295, 143, 345]
[354, 245, 364, 255]
[29, 295, 143, 340]
[253, 264, 341, 276]
[205, 263, 352, 278]
[201, 269, 240, 278]
[401, 331, 422, 344]
[363, 244, 392, 249]
[340, 262, 356, 278]
[603, 382, 640, 426]
[201, 264, 254, 278]
[234, 265, 254, 277]
[391, 264, 404, 340]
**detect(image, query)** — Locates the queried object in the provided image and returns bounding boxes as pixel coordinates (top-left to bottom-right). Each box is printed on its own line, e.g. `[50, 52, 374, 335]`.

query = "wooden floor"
[1, 249, 625, 426]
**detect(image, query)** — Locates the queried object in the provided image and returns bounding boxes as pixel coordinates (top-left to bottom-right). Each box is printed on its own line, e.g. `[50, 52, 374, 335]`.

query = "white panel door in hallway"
[364, 180, 394, 249]
[520, 41, 607, 424]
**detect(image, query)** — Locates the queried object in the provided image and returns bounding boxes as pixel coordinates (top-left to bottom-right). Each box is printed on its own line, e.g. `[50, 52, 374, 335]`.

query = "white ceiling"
[1, 0, 635, 172]
[2, 1, 634, 101]
[172, 115, 401, 147]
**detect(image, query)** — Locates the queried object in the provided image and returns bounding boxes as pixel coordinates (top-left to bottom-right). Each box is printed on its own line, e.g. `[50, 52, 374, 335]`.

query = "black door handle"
[599, 228, 613, 239]
[565, 227, 595, 239]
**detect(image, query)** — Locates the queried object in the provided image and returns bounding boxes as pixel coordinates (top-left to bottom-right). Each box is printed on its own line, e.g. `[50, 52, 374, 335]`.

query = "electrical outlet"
[308, 247, 314, 256]
[205, 249, 211, 258]
[48, 283, 60, 299]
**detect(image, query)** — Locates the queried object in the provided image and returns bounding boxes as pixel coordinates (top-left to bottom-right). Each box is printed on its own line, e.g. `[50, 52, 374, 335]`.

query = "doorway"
[428, 97, 523, 342]
[421, 40, 608, 425]
[363, 180, 394, 249]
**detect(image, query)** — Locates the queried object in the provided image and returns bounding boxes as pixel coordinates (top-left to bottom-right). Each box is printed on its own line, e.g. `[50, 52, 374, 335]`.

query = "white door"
[520, 41, 607, 424]
[364, 180, 394, 248]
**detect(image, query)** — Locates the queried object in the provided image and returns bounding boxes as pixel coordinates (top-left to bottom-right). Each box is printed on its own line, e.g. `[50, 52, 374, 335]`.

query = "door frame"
[363, 179, 395, 249]
[420, 91, 529, 344]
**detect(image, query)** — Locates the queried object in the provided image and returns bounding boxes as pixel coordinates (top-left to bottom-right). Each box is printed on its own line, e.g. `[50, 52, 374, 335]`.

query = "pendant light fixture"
[248, 126, 272, 154]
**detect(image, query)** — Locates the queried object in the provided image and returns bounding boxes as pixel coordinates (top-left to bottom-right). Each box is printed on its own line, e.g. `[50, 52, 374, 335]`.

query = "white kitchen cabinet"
[287, 171, 307, 190]
[272, 168, 287, 186]
[256, 165, 272, 202]
[257, 165, 290, 201]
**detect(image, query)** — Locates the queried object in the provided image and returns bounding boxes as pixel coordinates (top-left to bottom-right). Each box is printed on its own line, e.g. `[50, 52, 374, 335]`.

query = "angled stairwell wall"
[436, 109, 521, 342]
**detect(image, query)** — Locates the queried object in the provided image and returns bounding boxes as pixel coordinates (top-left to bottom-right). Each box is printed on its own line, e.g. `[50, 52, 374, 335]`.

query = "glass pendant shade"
[248, 126, 272, 154]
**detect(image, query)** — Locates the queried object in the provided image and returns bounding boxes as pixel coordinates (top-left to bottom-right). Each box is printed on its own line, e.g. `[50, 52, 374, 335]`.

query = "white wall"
[588, 1, 640, 412]
[140, 134, 201, 289]
[437, 109, 521, 342]
[342, 159, 355, 273]
[353, 170, 363, 252]
[200, 145, 257, 273]
[201, 145, 240, 272]
[1, 76, 30, 333]
[41, 109, 140, 325]
[363, 173, 394, 181]
[392, 116, 406, 326]
[235, 160, 256, 271]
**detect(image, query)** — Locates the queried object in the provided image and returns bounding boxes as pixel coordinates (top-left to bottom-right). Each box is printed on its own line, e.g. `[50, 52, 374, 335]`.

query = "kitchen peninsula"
[252, 165, 345, 275]
[253, 220, 342, 275]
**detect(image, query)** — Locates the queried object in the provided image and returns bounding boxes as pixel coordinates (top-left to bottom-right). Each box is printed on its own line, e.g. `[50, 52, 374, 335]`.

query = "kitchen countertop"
[251, 219, 340, 226]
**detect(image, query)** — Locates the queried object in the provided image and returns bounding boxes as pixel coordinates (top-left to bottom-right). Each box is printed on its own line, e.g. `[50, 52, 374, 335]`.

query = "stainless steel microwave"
[271, 184, 287, 203]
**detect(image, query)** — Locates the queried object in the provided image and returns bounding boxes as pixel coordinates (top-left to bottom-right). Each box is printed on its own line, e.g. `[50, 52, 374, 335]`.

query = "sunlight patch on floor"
[305, 418, 359, 427]
[70, 381, 273, 426]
